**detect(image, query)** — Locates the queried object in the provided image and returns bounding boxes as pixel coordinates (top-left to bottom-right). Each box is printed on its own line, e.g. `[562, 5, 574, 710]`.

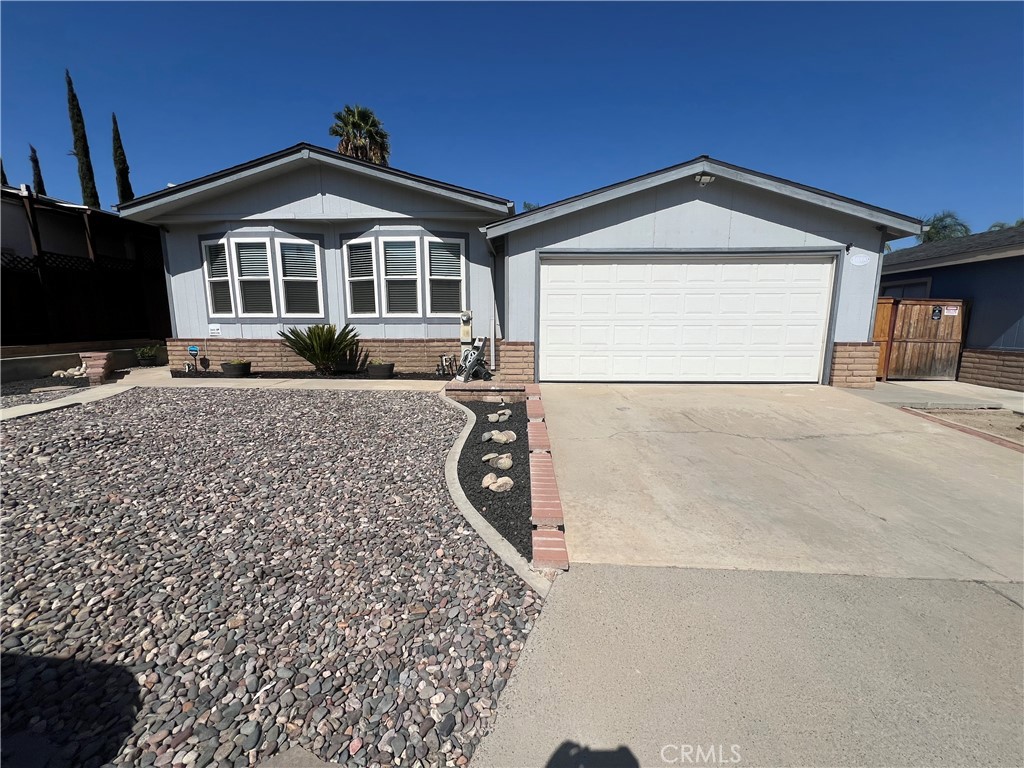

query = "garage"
[484, 155, 922, 387]
[538, 255, 835, 382]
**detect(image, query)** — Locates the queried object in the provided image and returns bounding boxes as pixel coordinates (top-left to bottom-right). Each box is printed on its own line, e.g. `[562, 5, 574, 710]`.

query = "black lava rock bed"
[456, 401, 533, 560]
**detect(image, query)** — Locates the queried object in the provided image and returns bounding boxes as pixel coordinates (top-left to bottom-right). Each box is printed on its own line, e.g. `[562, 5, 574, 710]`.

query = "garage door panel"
[539, 256, 833, 382]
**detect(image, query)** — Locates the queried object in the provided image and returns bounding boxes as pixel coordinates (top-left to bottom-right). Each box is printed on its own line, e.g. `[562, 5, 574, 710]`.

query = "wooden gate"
[874, 298, 965, 380]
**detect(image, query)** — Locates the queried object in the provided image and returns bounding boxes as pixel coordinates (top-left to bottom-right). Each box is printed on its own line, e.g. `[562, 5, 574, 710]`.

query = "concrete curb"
[437, 391, 552, 597]
[0, 383, 136, 421]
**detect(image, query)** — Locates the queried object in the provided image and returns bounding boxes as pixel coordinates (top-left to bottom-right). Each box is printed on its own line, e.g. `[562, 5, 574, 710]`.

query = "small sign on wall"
[208, 324, 222, 337]
[943, 306, 960, 316]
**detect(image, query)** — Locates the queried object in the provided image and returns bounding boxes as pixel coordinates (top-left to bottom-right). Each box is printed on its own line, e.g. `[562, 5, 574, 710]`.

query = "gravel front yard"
[1, 376, 89, 408]
[1, 388, 541, 767]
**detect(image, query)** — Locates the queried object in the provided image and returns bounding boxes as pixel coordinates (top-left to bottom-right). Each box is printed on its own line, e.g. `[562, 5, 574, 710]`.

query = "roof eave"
[119, 144, 512, 220]
[484, 157, 921, 240]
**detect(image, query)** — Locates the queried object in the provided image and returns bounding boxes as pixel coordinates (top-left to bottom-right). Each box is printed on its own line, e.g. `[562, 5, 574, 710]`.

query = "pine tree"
[111, 113, 134, 204]
[1, 159, 8, 187]
[65, 69, 100, 208]
[29, 145, 47, 196]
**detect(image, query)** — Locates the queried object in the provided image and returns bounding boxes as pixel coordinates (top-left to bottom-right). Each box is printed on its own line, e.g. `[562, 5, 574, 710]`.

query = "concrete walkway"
[474, 565, 1023, 768]
[853, 380, 1024, 412]
[1, 366, 445, 421]
[473, 383, 1024, 768]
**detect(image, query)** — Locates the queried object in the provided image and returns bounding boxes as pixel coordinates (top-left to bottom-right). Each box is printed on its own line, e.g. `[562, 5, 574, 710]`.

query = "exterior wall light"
[694, 174, 716, 188]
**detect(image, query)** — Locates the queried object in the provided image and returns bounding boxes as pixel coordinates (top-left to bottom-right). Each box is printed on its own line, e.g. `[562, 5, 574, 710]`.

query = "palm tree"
[919, 210, 971, 242]
[988, 218, 1024, 231]
[329, 105, 390, 166]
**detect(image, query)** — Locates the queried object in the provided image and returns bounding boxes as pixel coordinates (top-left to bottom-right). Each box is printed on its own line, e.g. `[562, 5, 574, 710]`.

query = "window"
[382, 238, 420, 315]
[426, 238, 465, 315]
[203, 240, 234, 317]
[233, 239, 275, 317]
[276, 239, 323, 317]
[345, 239, 378, 317]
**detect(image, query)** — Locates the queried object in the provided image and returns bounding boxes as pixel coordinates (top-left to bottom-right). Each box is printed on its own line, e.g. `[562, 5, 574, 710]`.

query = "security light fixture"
[694, 174, 716, 188]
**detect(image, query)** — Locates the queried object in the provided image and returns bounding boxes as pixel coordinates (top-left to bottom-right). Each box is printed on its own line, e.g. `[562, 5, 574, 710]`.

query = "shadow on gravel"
[1, 653, 141, 768]
[545, 740, 640, 768]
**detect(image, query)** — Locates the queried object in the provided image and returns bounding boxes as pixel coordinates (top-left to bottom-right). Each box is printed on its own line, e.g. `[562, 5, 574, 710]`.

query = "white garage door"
[539, 256, 834, 382]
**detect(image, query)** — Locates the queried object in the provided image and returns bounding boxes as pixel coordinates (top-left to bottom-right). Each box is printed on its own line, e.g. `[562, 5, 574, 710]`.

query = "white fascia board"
[882, 245, 1024, 274]
[483, 160, 709, 238]
[121, 149, 511, 221]
[119, 154, 302, 220]
[309, 151, 510, 215]
[485, 158, 921, 240]
[705, 163, 921, 238]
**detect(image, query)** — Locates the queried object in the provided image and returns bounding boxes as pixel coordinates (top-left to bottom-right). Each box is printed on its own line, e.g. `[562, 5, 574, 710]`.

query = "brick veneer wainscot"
[495, 341, 535, 383]
[829, 342, 880, 389]
[167, 338, 462, 374]
[958, 349, 1024, 392]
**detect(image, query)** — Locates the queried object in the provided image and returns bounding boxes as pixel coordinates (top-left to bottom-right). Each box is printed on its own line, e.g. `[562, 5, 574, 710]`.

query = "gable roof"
[483, 155, 922, 240]
[883, 225, 1024, 274]
[117, 143, 514, 219]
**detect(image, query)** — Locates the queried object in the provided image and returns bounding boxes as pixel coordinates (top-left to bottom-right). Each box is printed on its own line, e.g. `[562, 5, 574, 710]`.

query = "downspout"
[869, 226, 888, 340]
[483, 229, 498, 371]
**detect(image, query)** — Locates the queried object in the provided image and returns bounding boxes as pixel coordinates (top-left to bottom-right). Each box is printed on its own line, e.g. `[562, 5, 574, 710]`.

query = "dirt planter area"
[1, 388, 541, 767]
[918, 408, 1024, 446]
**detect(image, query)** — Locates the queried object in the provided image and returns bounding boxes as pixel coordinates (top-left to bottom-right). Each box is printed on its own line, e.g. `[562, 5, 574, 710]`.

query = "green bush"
[278, 324, 361, 375]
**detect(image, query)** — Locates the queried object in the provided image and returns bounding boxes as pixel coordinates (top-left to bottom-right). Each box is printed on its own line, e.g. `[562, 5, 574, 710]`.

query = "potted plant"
[366, 358, 395, 379]
[221, 358, 252, 377]
[135, 345, 162, 367]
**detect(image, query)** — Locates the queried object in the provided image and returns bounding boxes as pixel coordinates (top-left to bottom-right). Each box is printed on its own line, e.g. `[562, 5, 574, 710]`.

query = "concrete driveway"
[473, 384, 1023, 768]
[543, 383, 1022, 581]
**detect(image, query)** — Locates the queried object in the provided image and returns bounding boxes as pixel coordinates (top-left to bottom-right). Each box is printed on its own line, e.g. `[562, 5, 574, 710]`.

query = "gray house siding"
[157, 162, 498, 341]
[881, 256, 1024, 350]
[501, 177, 885, 344]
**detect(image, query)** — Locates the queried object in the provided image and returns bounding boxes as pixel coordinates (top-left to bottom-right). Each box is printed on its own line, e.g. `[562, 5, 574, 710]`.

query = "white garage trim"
[535, 249, 842, 384]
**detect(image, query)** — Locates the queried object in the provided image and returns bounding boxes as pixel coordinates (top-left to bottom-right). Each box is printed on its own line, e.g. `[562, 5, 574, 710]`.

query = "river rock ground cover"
[1, 388, 541, 767]
[1, 376, 89, 408]
[454, 402, 532, 560]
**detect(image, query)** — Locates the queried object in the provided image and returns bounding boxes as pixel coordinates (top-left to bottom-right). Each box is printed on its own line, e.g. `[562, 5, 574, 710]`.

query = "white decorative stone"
[501, 431, 517, 443]
[481, 453, 499, 463]
[489, 477, 514, 493]
[481, 472, 498, 489]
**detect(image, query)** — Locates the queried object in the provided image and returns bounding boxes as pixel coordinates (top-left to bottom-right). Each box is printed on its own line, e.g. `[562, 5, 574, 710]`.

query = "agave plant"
[278, 324, 361, 375]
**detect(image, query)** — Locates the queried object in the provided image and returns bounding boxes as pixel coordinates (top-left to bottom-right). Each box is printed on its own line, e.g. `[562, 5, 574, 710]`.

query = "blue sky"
[2, 2, 1022, 245]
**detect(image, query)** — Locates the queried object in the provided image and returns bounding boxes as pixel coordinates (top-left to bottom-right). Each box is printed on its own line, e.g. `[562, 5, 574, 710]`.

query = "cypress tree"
[29, 145, 47, 196]
[65, 69, 100, 208]
[111, 113, 134, 204]
[0, 159, 8, 187]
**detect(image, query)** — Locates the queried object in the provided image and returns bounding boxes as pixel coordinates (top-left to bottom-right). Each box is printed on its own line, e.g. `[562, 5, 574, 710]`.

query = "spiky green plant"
[278, 324, 361, 375]
[335, 343, 370, 374]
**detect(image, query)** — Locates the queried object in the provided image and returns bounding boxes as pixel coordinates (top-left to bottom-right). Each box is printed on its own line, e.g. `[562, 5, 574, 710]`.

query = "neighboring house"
[1, 184, 170, 349]
[882, 225, 1024, 391]
[119, 144, 921, 386]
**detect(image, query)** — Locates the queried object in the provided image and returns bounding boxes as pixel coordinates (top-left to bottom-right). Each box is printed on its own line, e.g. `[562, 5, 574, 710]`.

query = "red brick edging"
[527, 386, 570, 571]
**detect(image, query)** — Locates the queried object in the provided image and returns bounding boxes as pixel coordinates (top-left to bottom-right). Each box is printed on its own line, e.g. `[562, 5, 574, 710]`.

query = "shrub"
[278, 324, 360, 375]
[336, 343, 369, 374]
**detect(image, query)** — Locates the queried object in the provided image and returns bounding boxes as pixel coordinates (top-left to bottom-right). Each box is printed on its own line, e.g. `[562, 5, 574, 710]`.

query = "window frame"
[425, 236, 467, 318]
[231, 237, 277, 318]
[201, 238, 235, 319]
[380, 236, 422, 318]
[275, 238, 324, 318]
[342, 237, 380, 319]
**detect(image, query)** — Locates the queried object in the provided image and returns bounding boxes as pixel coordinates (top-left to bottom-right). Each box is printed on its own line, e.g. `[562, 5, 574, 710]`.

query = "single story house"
[118, 143, 921, 386]
[882, 225, 1024, 391]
